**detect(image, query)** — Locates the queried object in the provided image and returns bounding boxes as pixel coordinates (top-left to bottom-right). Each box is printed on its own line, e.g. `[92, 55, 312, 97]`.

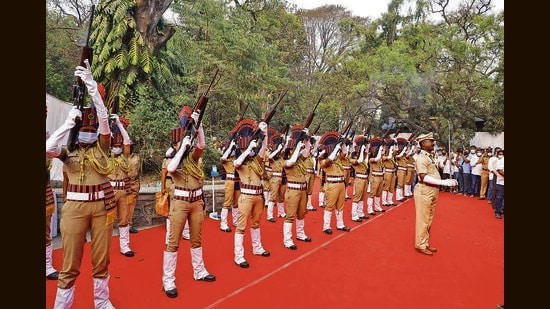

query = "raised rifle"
[67, 4, 95, 152]
[250, 89, 287, 154]
[109, 95, 120, 133]
[278, 123, 290, 149]
[295, 94, 323, 147]
[226, 102, 250, 151]
[181, 68, 219, 156]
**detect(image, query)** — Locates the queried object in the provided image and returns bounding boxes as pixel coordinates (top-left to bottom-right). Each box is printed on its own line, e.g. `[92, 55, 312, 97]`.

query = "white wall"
[469, 132, 504, 149]
[46, 93, 73, 181]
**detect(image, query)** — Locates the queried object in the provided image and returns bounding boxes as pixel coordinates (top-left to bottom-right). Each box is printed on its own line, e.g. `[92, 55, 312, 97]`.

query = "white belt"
[66, 191, 105, 201]
[327, 176, 344, 182]
[384, 169, 396, 173]
[272, 172, 283, 177]
[110, 181, 126, 187]
[407, 164, 415, 168]
[287, 182, 307, 190]
[343, 166, 351, 170]
[174, 188, 203, 198]
[307, 169, 315, 174]
[241, 188, 263, 195]
[226, 174, 236, 179]
[397, 167, 408, 171]
[355, 174, 369, 179]
[371, 172, 384, 176]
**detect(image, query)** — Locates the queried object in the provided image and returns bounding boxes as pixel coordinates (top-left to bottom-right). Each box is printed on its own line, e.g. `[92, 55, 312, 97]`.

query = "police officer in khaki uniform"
[349, 136, 370, 222]
[233, 119, 271, 268]
[107, 114, 135, 257]
[46, 106, 59, 281]
[127, 145, 141, 234]
[282, 126, 313, 250]
[366, 137, 386, 215]
[394, 137, 410, 202]
[413, 132, 457, 256]
[219, 139, 241, 232]
[266, 134, 287, 222]
[46, 60, 117, 308]
[319, 131, 351, 234]
[305, 136, 319, 211]
[161, 106, 216, 298]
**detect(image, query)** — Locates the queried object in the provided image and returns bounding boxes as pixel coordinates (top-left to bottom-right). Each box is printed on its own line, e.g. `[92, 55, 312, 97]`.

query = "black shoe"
[165, 287, 178, 298]
[337, 226, 351, 232]
[122, 250, 135, 257]
[368, 212, 376, 216]
[352, 218, 362, 222]
[267, 218, 276, 223]
[375, 209, 386, 213]
[360, 215, 369, 219]
[197, 274, 216, 282]
[285, 245, 297, 250]
[129, 226, 139, 234]
[323, 228, 333, 235]
[220, 227, 232, 232]
[260, 251, 270, 257]
[495, 213, 502, 219]
[297, 236, 312, 242]
[307, 207, 317, 211]
[236, 261, 249, 268]
[46, 272, 59, 280]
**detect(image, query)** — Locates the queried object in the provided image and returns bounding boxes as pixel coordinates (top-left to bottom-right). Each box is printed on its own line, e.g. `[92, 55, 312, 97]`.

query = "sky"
[286, 0, 504, 20]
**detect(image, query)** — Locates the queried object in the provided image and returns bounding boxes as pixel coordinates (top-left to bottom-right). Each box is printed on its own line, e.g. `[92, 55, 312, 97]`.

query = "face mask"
[476, 152, 482, 156]
[497, 155, 503, 159]
[470, 150, 476, 154]
[487, 153, 493, 157]
[78, 132, 98, 144]
[112, 147, 123, 155]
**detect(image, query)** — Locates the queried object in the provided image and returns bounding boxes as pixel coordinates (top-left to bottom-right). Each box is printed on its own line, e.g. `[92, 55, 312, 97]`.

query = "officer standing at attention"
[219, 139, 241, 232]
[161, 106, 216, 299]
[319, 131, 351, 234]
[413, 132, 457, 256]
[233, 120, 271, 268]
[46, 60, 117, 308]
[281, 126, 313, 250]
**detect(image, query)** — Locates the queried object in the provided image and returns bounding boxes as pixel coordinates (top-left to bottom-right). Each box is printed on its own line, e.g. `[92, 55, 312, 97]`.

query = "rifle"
[181, 68, 219, 156]
[109, 95, 120, 133]
[67, 5, 95, 152]
[226, 102, 250, 151]
[250, 89, 287, 154]
[295, 95, 323, 147]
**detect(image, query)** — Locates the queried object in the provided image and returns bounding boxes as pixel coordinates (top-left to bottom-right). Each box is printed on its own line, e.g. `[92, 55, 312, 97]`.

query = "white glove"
[181, 135, 192, 149]
[318, 149, 326, 157]
[66, 107, 82, 128]
[74, 59, 98, 97]
[229, 139, 237, 149]
[191, 111, 200, 124]
[247, 140, 258, 152]
[302, 128, 309, 135]
[284, 136, 291, 148]
[360, 144, 366, 154]
[296, 140, 305, 151]
[328, 144, 342, 161]
[442, 179, 458, 187]
[258, 121, 268, 133]
[111, 114, 120, 124]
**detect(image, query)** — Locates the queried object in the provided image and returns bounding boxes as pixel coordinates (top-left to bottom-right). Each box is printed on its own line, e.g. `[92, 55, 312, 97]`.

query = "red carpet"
[46, 184, 504, 308]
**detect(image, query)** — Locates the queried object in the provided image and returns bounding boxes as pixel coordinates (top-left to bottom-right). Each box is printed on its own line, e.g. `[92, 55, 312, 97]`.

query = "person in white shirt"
[494, 150, 504, 219]
[469, 148, 483, 197]
[487, 147, 501, 205]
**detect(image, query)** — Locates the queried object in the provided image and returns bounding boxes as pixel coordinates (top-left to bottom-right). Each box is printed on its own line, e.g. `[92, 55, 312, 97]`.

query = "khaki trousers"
[58, 200, 114, 288]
